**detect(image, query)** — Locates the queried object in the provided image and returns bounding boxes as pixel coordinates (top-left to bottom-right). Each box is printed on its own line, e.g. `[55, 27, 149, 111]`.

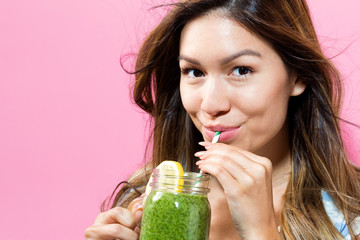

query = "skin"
[179, 12, 305, 239]
[84, 12, 306, 240]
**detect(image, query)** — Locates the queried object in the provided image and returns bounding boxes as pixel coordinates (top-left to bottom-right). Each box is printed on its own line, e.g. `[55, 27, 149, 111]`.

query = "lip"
[203, 125, 240, 142]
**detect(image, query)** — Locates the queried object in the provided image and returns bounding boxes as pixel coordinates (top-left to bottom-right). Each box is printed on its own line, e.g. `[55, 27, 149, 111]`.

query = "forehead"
[179, 13, 273, 57]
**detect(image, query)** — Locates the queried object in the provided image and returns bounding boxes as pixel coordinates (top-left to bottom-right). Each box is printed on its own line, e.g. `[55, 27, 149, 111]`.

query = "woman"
[85, 0, 360, 239]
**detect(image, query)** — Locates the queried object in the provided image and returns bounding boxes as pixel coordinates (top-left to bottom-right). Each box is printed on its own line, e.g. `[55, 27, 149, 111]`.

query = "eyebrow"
[178, 49, 261, 65]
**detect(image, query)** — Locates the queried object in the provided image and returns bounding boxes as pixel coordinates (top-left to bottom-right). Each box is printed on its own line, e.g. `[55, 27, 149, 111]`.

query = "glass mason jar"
[140, 169, 211, 240]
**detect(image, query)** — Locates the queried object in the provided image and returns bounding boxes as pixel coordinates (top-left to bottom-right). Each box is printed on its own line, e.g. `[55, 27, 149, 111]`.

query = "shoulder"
[322, 191, 360, 239]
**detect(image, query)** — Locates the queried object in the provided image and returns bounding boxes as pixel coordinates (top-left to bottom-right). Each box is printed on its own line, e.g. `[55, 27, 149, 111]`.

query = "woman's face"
[179, 13, 305, 156]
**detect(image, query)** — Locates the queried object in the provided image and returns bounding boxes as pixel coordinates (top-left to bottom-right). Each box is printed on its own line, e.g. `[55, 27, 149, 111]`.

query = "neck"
[272, 151, 291, 189]
[254, 122, 292, 227]
[255, 121, 292, 186]
[272, 154, 291, 227]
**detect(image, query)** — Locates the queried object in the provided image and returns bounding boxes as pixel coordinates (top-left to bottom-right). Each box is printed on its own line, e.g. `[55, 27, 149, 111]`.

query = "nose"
[200, 76, 231, 117]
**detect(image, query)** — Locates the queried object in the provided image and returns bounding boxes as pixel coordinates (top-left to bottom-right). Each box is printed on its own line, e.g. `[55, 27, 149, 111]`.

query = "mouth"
[203, 125, 241, 142]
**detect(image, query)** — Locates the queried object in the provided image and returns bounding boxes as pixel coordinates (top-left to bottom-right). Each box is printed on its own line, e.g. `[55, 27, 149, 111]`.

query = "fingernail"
[199, 141, 211, 147]
[196, 160, 204, 165]
[134, 209, 143, 221]
[204, 145, 212, 150]
[194, 151, 204, 157]
[132, 202, 143, 213]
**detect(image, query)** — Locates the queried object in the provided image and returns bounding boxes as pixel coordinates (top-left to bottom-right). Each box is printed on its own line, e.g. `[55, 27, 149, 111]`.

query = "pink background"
[0, 0, 359, 239]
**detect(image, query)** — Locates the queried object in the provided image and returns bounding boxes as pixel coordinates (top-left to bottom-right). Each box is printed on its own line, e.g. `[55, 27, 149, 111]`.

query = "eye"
[181, 68, 205, 78]
[230, 66, 253, 77]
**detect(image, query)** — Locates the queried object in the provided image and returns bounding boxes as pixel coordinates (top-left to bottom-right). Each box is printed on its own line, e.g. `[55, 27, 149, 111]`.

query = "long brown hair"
[105, 0, 360, 238]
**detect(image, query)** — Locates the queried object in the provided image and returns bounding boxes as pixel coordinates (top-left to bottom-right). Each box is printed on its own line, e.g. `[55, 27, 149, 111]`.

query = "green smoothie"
[140, 190, 211, 240]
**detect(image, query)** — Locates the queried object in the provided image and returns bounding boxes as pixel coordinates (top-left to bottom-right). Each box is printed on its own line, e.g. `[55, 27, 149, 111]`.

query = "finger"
[198, 141, 212, 147]
[230, 146, 273, 172]
[134, 226, 141, 235]
[200, 152, 271, 186]
[195, 149, 252, 182]
[196, 144, 255, 172]
[197, 154, 253, 184]
[94, 207, 137, 230]
[84, 223, 138, 240]
[197, 147, 272, 193]
[127, 195, 145, 214]
[127, 195, 145, 227]
[134, 209, 143, 225]
[205, 143, 256, 161]
[199, 143, 272, 176]
[197, 159, 251, 197]
[215, 143, 272, 167]
[198, 155, 274, 205]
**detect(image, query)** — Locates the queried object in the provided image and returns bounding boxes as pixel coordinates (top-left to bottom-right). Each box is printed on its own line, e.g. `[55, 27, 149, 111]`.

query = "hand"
[84, 195, 145, 240]
[195, 143, 280, 239]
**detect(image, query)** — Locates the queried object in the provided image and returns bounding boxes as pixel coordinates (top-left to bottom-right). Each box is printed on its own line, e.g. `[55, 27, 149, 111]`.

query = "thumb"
[134, 208, 143, 225]
[127, 193, 146, 222]
[134, 208, 143, 235]
[127, 194, 145, 234]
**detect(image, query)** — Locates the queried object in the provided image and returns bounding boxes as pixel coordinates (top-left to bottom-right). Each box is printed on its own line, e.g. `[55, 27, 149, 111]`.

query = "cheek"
[180, 82, 200, 114]
[238, 77, 292, 125]
[247, 89, 290, 113]
[180, 84, 203, 131]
